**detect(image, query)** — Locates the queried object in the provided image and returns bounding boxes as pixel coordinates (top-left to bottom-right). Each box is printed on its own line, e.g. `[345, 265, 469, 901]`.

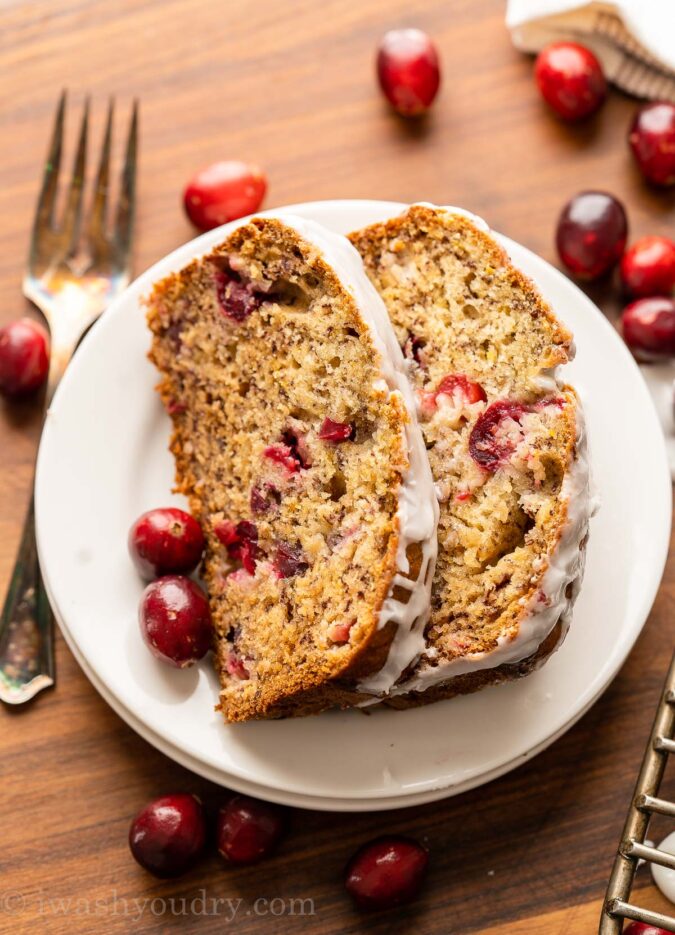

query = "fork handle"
[0, 485, 55, 704]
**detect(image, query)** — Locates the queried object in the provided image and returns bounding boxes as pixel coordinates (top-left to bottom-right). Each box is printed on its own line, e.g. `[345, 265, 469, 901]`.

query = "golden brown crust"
[378, 618, 565, 709]
[146, 217, 421, 721]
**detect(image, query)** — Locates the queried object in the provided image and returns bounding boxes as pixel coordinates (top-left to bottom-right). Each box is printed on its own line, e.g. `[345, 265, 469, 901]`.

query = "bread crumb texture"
[146, 217, 418, 721]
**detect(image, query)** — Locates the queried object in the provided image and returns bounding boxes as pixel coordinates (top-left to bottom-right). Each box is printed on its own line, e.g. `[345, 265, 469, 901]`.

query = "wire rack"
[600, 651, 675, 933]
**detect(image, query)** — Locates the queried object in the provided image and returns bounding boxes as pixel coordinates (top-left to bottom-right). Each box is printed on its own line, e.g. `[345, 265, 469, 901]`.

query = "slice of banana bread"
[146, 215, 438, 721]
[350, 204, 591, 706]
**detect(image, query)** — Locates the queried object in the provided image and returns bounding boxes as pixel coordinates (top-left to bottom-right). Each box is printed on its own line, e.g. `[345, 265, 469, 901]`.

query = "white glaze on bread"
[268, 215, 439, 694]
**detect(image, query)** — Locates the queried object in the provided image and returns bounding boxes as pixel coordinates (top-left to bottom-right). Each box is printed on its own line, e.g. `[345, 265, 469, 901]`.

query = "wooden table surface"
[2, 1, 675, 932]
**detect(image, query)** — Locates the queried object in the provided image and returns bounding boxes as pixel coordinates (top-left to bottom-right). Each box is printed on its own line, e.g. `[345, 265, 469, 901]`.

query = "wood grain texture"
[1, 0, 674, 931]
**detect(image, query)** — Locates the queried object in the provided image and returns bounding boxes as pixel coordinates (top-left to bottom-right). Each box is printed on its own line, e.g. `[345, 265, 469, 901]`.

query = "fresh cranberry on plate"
[183, 160, 267, 231]
[217, 795, 286, 865]
[534, 42, 606, 121]
[377, 28, 441, 117]
[629, 102, 675, 187]
[621, 236, 675, 297]
[129, 507, 205, 579]
[556, 191, 628, 280]
[139, 576, 212, 667]
[345, 835, 429, 911]
[0, 318, 50, 398]
[129, 793, 206, 878]
[623, 924, 671, 935]
[621, 297, 675, 361]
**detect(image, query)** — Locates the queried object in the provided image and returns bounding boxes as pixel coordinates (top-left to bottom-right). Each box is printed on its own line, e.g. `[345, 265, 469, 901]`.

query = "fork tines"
[31, 91, 138, 263]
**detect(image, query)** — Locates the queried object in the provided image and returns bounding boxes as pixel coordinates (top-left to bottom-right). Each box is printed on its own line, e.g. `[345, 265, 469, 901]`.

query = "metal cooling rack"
[600, 651, 675, 933]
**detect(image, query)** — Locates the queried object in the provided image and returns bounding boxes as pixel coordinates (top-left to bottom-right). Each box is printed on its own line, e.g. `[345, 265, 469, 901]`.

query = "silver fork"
[0, 92, 138, 704]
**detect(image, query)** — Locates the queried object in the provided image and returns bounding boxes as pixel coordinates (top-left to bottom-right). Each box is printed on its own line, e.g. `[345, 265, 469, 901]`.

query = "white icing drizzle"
[261, 214, 439, 693]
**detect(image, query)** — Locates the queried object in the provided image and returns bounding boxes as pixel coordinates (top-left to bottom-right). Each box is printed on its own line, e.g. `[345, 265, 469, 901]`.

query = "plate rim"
[35, 198, 673, 804]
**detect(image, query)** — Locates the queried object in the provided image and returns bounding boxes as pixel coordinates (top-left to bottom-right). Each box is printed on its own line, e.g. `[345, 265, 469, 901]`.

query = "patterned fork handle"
[0, 494, 54, 703]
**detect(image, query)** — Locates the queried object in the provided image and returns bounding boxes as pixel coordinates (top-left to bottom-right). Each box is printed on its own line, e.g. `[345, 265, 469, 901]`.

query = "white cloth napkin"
[507, 1, 675, 102]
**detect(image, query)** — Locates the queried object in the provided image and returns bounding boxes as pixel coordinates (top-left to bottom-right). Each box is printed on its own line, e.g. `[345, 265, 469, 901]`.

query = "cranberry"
[139, 576, 212, 667]
[215, 270, 263, 323]
[318, 418, 355, 442]
[250, 482, 280, 514]
[469, 399, 529, 472]
[0, 318, 50, 398]
[129, 793, 206, 878]
[345, 836, 429, 911]
[437, 373, 487, 405]
[621, 236, 675, 297]
[624, 925, 670, 935]
[328, 619, 355, 644]
[420, 373, 487, 415]
[621, 297, 675, 361]
[264, 440, 305, 473]
[377, 29, 441, 117]
[283, 428, 311, 467]
[215, 520, 259, 574]
[166, 398, 187, 415]
[183, 160, 267, 231]
[129, 508, 205, 580]
[629, 102, 675, 187]
[225, 650, 250, 681]
[217, 795, 286, 865]
[556, 191, 628, 280]
[534, 42, 606, 121]
[273, 541, 308, 578]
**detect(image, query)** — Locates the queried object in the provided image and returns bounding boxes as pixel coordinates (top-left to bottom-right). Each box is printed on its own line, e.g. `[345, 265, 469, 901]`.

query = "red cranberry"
[534, 42, 606, 121]
[183, 160, 267, 230]
[0, 318, 50, 398]
[139, 576, 212, 667]
[345, 836, 429, 911]
[318, 418, 355, 442]
[283, 428, 311, 467]
[437, 373, 487, 405]
[273, 541, 308, 578]
[250, 483, 280, 514]
[215, 519, 259, 574]
[420, 373, 487, 416]
[469, 399, 529, 472]
[129, 793, 206, 878]
[328, 618, 355, 644]
[629, 102, 675, 187]
[217, 795, 286, 865]
[621, 297, 675, 361]
[621, 236, 675, 297]
[215, 270, 263, 323]
[264, 442, 302, 474]
[128, 508, 205, 580]
[166, 398, 187, 415]
[225, 650, 250, 681]
[377, 29, 441, 117]
[556, 191, 628, 280]
[624, 925, 670, 935]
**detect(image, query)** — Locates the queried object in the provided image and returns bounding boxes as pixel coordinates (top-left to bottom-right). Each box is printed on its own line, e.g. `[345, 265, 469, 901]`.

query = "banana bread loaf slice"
[146, 215, 438, 721]
[350, 204, 591, 706]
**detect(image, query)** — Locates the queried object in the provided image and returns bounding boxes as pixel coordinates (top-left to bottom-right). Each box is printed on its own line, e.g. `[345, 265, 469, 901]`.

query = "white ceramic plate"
[35, 200, 671, 811]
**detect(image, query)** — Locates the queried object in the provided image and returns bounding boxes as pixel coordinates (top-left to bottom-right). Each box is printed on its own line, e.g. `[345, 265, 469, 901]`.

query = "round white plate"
[36, 200, 671, 811]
